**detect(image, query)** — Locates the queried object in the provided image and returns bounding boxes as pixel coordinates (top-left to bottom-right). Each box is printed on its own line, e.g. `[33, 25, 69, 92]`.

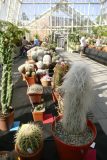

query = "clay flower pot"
[0, 108, 14, 131]
[15, 143, 43, 160]
[52, 115, 97, 160]
[32, 108, 45, 121]
[28, 93, 43, 104]
[25, 76, 36, 86]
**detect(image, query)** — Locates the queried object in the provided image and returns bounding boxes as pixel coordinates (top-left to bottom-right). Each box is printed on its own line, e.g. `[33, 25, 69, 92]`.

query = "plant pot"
[0, 109, 14, 131]
[25, 76, 36, 86]
[32, 108, 45, 121]
[28, 93, 43, 104]
[15, 143, 43, 160]
[41, 80, 51, 87]
[52, 116, 97, 160]
[0, 151, 12, 159]
[102, 46, 107, 52]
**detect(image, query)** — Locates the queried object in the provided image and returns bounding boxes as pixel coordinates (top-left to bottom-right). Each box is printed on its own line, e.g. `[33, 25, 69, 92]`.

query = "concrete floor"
[59, 50, 107, 135]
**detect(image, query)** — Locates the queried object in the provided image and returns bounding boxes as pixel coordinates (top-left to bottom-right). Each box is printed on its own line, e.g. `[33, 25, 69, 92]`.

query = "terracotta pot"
[25, 76, 36, 86]
[52, 116, 97, 160]
[0, 109, 14, 131]
[32, 108, 45, 121]
[28, 93, 43, 104]
[15, 143, 43, 160]
[41, 80, 51, 87]
[102, 46, 107, 52]
[0, 151, 11, 159]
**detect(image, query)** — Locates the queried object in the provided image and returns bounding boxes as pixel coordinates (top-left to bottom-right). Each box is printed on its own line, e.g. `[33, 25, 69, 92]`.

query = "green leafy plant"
[15, 123, 43, 154]
[92, 26, 107, 37]
[0, 20, 27, 114]
[34, 33, 39, 39]
[47, 43, 57, 51]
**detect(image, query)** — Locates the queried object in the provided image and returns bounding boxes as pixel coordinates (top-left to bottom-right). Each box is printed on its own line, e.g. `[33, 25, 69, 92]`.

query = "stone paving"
[59, 50, 107, 135]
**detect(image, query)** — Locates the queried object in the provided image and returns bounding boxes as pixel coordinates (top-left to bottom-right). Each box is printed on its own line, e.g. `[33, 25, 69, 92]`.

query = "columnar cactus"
[15, 123, 43, 154]
[0, 36, 13, 114]
[0, 20, 27, 114]
[61, 62, 93, 134]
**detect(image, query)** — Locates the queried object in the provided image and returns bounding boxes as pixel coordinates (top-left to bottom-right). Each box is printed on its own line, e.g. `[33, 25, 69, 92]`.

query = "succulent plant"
[27, 84, 43, 94]
[15, 123, 43, 154]
[18, 64, 25, 73]
[61, 62, 93, 134]
[0, 21, 26, 114]
[52, 63, 69, 89]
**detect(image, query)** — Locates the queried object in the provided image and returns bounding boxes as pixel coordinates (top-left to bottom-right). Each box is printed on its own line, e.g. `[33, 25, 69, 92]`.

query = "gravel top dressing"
[53, 120, 93, 146]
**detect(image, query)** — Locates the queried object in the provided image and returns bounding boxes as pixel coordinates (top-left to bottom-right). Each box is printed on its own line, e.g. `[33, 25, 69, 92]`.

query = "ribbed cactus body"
[15, 123, 42, 154]
[0, 37, 13, 114]
[1, 65, 8, 114]
[0, 21, 28, 114]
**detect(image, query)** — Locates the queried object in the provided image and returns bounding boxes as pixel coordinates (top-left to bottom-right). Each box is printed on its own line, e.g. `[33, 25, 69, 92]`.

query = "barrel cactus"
[15, 123, 43, 154]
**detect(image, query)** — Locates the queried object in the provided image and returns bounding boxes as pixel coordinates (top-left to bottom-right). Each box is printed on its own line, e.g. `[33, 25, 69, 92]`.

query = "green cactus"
[52, 63, 69, 89]
[0, 20, 28, 114]
[15, 123, 43, 154]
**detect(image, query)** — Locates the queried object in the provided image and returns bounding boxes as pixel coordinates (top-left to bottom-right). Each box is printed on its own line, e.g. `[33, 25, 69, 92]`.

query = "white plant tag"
[27, 148, 33, 153]
[90, 142, 96, 148]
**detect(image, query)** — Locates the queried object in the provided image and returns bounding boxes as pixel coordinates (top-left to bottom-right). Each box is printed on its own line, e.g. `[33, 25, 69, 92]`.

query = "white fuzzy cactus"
[61, 62, 94, 134]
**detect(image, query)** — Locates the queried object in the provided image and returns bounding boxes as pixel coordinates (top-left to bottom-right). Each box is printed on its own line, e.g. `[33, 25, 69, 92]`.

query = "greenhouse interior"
[0, 0, 107, 160]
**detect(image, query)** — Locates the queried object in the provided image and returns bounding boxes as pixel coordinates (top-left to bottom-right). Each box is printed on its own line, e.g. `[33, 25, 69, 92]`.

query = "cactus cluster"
[15, 123, 43, 154]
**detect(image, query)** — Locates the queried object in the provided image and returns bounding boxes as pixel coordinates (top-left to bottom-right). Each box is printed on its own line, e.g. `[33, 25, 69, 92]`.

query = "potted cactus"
[27, 84, 43, 104]
[52, 62, 97, 160]
[18, 63, 37, 85]
[52, 62, 69, 102]
[32, 103, 45, 122]
[15, 123, 43, 160]
[0, 21, 26, 131]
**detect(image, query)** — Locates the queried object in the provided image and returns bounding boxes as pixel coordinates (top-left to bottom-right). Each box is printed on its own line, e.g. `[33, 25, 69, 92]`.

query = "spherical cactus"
[15, 123, 43, 155]
[31, 71, 36, 76]
[26, 71, 30, 77]
[18, 64, 25, 73]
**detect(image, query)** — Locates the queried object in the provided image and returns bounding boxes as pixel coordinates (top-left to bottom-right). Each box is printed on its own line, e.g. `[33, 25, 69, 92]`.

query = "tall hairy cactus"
[61, 62, 93, 134]
[15, 123, 43, 154]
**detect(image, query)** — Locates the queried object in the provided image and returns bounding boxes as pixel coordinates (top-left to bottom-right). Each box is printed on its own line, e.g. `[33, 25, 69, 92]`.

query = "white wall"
[0, 0, 10, 21]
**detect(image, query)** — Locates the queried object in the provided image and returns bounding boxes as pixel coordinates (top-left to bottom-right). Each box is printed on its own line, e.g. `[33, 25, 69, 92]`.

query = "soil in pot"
[54, 119, 93, 146]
